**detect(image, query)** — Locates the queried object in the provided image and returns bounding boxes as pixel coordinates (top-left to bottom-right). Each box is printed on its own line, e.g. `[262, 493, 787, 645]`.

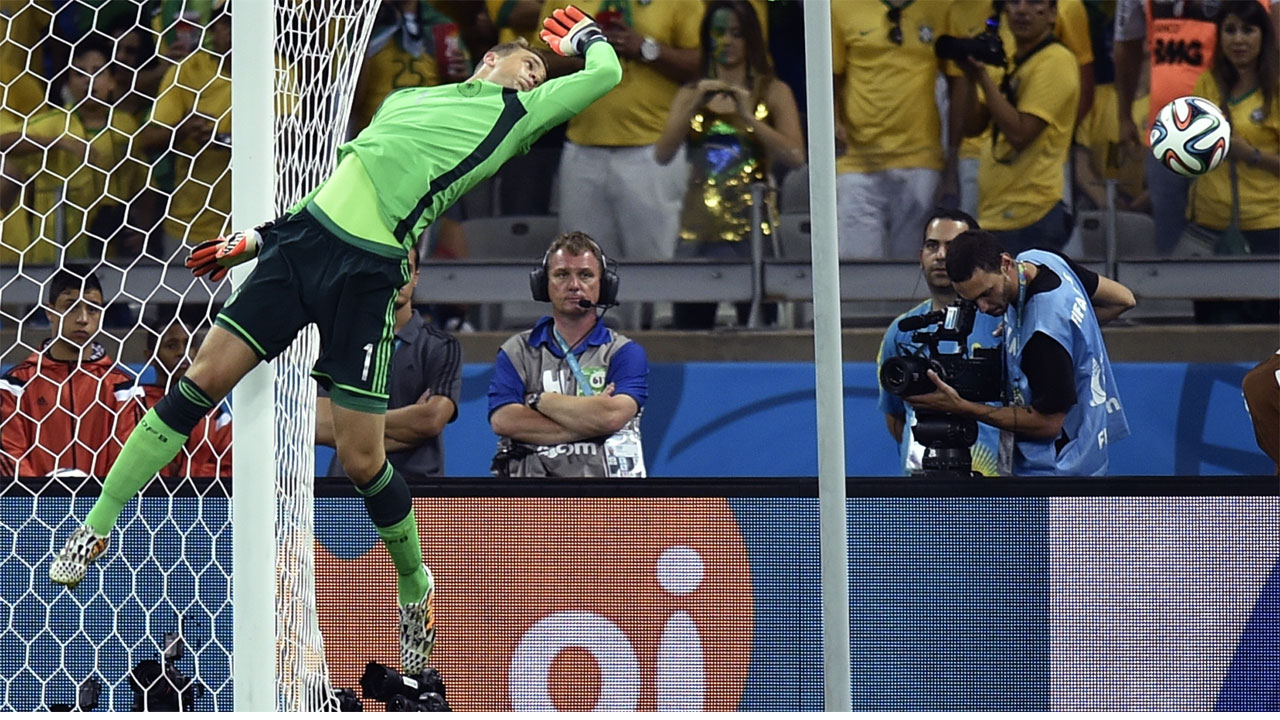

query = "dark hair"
[409, 238, 424, 268]
[1211, 0, 1278, 121]
[46, 265, 104, 306]
[145, 317, 191, 352]
[54, 35, 116, 102]
[945, 230, 1006, 284]
[144, 303, 209, 351]
[994, 0, 1058, 14]
[924, 207, 980, 242]
[530, 231, 618, 304]
[211, 0, 231, 24]
[700, 1, 773, 92]
[101, 6, 143, 37]
[105, 10, 157, 65]
[72, 35, 116, 63]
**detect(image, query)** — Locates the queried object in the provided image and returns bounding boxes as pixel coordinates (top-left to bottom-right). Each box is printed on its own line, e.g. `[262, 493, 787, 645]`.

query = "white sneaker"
[399, 584, 436, 675]
[49, 525, 110, 589]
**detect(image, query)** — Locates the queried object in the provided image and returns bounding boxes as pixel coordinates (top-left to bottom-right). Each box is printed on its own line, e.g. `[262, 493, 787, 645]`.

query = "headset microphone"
[578, 298, 618, 309]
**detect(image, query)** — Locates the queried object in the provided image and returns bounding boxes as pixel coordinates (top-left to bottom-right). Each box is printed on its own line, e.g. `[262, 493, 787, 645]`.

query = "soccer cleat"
[49, 525, 110, 589]
[399, 587, 436, 675]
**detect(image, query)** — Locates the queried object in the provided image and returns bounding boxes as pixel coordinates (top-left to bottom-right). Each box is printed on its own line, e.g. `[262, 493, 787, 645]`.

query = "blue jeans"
[992, 202, 1070, 256]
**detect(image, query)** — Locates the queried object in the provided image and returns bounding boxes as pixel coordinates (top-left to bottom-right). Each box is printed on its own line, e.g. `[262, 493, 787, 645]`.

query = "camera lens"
[880, 356, 938, 397]
[880, 358, 909, 390]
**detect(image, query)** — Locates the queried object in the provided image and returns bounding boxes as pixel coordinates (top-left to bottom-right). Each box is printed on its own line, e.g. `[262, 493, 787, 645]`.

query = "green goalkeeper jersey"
[301, 41, 622, 257]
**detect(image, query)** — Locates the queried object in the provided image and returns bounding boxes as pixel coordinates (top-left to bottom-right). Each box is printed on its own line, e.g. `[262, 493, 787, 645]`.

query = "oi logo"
[316, 498, 754, 711]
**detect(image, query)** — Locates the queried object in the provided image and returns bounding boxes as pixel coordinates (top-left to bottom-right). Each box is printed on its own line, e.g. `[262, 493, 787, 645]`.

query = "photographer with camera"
[954, 0, 1080, 255]
[877, 208, 1005, 476]
[907, 230, 1135, 476]
[938, 0, 1096, 216]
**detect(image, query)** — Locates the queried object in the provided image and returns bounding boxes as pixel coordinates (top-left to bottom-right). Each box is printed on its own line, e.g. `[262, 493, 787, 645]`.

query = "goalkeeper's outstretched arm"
[522, 9, 621, 129]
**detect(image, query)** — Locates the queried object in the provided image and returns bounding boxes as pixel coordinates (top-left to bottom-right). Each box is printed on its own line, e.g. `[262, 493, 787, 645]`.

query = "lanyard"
[1015, 260, 1028, 313]
[1004, 260, 1029, 345]
[1004, 260, 1029, 406]
[553, 326, 595, 396]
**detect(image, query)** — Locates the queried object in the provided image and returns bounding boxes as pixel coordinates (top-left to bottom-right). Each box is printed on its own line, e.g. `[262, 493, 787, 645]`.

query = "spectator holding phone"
[654, 0, 804, 328]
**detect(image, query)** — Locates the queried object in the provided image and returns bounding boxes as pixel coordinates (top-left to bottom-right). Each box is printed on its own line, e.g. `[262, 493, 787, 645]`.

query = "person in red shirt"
[0, 268, 143, 477]
[139, 319, 232, 479]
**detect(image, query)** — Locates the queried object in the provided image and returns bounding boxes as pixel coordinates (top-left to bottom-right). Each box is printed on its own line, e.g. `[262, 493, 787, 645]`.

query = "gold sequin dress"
[674, 95, 778, 259]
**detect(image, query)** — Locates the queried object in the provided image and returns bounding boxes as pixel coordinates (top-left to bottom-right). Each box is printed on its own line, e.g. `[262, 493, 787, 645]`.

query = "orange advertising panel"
[316, 497, 753, 711]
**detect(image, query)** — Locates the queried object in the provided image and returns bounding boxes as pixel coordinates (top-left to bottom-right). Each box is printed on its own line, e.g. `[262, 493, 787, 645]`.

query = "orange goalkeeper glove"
[540, 5, 604, 57]
[186, 226, 265, 282]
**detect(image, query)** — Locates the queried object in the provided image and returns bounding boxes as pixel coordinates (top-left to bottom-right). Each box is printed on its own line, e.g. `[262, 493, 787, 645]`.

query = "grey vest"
[493, 327, 644, 478]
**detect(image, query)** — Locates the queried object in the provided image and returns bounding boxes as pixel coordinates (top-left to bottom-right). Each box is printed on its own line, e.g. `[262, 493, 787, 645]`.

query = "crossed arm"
[490, 386, 639, 446]
[315, 392, 457, 453]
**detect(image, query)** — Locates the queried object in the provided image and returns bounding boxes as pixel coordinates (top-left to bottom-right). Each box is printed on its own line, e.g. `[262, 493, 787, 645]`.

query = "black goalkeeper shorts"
[215, 208, 410, 414]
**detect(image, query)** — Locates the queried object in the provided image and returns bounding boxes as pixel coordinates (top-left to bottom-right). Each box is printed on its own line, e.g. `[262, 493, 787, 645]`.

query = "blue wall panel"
[416, 362, 1273, 478]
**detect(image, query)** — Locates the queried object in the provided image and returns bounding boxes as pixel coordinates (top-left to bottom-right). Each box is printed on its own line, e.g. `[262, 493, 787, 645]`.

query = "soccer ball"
[1149, 96, 1231, 177]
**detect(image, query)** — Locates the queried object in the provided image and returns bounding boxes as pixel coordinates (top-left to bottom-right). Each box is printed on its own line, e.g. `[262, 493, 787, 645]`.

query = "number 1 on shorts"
[361, 343, 374, 382]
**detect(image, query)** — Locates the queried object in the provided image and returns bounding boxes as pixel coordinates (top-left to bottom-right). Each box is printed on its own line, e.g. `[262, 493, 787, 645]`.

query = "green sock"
[375, 512, 430, 605]
[85, 410, 188, 536]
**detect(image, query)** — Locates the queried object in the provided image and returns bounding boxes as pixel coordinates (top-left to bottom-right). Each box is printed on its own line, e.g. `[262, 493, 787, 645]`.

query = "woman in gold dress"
[654, 0, 806, 329]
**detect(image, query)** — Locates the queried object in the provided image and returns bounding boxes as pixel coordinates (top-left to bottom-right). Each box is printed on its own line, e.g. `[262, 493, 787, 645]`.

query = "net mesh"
[271, 0, 377, 712]
[0, 0, 376, 710]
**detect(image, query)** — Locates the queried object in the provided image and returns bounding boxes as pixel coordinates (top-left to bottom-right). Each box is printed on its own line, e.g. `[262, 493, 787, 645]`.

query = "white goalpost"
[801, 1, 852, 711]
[233, 0, 379, 711]
[229, 0, 278, 710]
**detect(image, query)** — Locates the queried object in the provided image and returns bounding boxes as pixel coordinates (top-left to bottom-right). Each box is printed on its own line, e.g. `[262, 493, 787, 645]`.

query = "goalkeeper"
[51, 6, 618, 676]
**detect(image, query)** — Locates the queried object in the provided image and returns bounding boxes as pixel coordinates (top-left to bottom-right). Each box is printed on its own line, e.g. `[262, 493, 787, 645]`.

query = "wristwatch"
[639, 36, 659, 63]
[528, 392, 543, 413]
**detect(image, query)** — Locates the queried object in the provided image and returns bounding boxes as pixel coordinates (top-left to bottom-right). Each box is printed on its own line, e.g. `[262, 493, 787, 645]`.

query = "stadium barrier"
[426, 362, 1272, 477]
[4, 475, 1275, 711]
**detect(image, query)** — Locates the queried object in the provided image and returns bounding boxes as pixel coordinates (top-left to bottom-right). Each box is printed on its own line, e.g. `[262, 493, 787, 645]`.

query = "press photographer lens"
[387, 691, 450, 712]
[934, 33, 1006, 67]
[128, 658, 201, 711]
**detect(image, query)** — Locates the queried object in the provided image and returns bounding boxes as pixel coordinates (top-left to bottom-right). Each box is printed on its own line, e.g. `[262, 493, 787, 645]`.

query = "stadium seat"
[1076, 210, 1158, 259]
[776, 212, 812, 260]
[778, 165, 809, 214]
[455, 215, 560, 329]
[460, 215, 561, 260]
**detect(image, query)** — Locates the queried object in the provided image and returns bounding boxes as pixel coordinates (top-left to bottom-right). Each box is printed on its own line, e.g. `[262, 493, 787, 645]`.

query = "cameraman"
[877, 208, 1004, 476]
[956, 0, 1079, 254]
[908, 230, 1135, 476]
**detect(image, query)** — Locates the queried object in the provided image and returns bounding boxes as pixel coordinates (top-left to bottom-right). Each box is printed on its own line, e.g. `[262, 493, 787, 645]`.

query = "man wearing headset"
[487, 231, 649, 477]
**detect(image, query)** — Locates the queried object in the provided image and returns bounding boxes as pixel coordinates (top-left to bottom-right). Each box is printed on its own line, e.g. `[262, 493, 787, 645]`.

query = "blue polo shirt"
[488, 316, 649, 416]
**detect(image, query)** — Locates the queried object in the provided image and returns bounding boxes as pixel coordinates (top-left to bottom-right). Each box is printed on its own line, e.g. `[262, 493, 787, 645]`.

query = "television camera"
[879, 299, 1004, 476]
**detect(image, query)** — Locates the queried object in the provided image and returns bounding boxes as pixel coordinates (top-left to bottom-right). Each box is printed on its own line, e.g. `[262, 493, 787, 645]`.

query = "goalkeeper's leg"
[331, 404, 435, 674]
[50, 326, 260, 588]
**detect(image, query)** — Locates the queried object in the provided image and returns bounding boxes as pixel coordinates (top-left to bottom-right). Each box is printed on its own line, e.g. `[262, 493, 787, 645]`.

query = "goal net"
[0, 0, 377, 710]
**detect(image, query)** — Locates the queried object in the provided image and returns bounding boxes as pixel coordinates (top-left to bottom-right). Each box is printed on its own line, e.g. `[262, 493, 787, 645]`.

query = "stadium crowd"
[1, 0, 1278, 479]
[2, 1, 1277, 312]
